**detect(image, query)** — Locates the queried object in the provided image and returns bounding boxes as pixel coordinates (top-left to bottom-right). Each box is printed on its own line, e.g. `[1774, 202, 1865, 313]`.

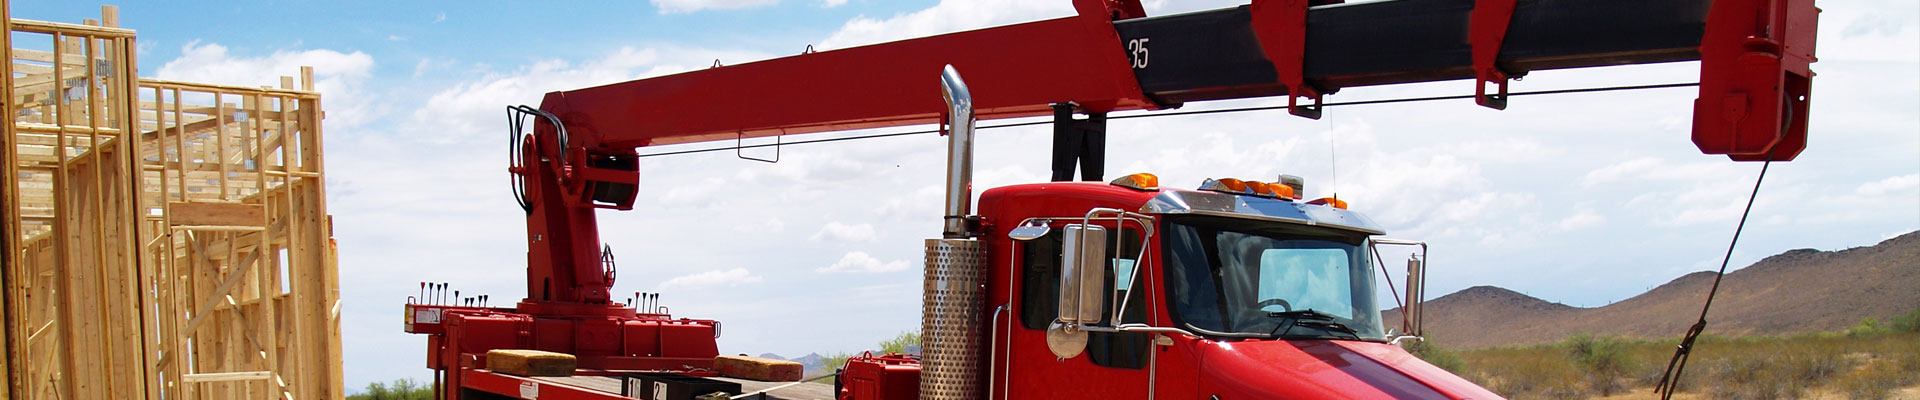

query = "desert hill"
[1386, 231, 1920, 348]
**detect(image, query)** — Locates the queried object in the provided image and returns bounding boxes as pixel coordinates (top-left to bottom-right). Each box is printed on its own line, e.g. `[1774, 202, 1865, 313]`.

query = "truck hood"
[1195, 339, 1502, 400]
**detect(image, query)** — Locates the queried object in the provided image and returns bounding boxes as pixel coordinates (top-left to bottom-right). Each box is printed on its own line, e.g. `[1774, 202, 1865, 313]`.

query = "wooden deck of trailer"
[527, 375, 837, 400]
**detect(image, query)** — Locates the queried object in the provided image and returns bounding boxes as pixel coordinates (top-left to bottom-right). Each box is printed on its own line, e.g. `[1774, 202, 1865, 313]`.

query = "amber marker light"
[1268, 183, 1298, 200]
[1218, 178, 1249, 193]
[1109, 173, 1160, 191]
[1308, 196, 1349, 209]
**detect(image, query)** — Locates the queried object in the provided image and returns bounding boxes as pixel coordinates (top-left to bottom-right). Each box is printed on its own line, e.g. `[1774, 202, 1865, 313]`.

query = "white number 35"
[1127, 38, 1151, 69]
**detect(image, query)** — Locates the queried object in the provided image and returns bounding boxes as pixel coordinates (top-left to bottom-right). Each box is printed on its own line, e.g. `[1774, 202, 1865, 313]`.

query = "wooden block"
[486, 349, 576, 377]
[713, 355, 803, 382]
[168, 201, 264, 227]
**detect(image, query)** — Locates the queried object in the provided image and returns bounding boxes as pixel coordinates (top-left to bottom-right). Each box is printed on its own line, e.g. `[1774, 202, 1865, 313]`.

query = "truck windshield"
[1162, 215, 1386, 341]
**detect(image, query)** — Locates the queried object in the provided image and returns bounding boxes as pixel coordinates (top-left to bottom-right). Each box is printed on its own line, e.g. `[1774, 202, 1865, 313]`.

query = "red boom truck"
[403, 0, 1819, 398]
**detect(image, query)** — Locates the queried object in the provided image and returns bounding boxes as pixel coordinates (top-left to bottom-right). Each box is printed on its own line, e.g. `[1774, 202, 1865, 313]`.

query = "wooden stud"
[215, 94, 228, 200]
[100, 6, 118, 29]
[48, 30, 84, 400]
[245, 90, 279, 400]
[118, 34, 161, 400]
[1, 2, 17, 398]
[82, 34, 122, 400]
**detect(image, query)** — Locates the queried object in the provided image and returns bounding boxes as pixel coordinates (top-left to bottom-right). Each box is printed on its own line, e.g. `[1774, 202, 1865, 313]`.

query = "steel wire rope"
[635, 82, 1701, 158]
[1653, 157, 1777, 399]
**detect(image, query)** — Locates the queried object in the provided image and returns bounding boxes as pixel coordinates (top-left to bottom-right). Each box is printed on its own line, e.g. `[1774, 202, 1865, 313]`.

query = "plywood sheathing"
[2, 5, 341, 400]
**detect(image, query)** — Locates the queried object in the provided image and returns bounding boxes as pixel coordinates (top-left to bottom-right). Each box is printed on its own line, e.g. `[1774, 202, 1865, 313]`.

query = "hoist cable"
[635, 82, 1700, 158]
[1653, 158, 1773, 398]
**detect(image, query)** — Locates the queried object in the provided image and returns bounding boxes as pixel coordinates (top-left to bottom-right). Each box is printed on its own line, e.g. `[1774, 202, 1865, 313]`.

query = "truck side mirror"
[1370, 238, 1429, 343]
[1405, 254, 1425, 337]
[1058, 224, 1108, 326]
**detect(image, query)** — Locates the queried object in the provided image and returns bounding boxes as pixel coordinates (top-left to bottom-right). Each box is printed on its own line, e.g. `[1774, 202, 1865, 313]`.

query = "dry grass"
[1421, 325, 1920, 399]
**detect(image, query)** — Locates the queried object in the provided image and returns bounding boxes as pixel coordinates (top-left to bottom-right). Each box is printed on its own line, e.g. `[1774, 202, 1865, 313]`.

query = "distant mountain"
[1386, 231, 1920, 349]
[756, 353, 785, 360]
[791, 353, 831, 375]
[792, 352, 827, 366]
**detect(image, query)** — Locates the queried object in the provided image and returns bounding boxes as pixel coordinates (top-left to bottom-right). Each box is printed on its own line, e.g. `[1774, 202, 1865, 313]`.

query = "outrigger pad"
[486, 349, 578, 377]
[714, 355, 804, 382]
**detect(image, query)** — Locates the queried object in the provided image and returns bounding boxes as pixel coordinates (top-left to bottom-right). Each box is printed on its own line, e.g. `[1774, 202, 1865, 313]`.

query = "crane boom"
[537, 0, 1813, 155]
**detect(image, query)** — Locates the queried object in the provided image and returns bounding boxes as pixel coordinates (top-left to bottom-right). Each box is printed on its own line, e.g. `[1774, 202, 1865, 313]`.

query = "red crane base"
[407, 303, 721, 398]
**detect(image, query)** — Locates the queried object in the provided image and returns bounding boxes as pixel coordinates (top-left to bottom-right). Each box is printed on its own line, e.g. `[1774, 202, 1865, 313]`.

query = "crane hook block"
[1693, 0, 1818, 161]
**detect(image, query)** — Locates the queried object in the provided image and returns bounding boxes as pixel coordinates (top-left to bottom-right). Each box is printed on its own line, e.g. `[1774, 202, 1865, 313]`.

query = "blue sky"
[15, 0, 1918, 393]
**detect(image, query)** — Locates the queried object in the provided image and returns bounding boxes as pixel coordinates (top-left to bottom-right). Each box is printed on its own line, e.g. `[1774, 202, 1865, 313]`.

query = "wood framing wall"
[2, 5, 342, 399]
[6, 12, 148, 399]
[138, 76, 342, 400]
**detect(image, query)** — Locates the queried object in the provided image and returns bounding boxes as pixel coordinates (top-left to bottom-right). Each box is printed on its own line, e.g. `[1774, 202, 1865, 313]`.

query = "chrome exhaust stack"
[940, 64, 976, 239]
[925, 65, 987, 400]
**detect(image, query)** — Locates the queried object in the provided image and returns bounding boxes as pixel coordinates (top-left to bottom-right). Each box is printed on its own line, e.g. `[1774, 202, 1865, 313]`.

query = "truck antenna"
[1328, 130, 1339, 198]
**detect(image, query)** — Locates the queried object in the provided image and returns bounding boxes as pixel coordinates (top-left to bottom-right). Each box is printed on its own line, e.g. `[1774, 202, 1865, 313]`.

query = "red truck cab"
[971, 175, 1499, 399]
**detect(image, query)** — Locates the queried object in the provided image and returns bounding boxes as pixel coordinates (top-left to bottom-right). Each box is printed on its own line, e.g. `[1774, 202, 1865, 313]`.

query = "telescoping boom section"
[405, 0, 1819, 398]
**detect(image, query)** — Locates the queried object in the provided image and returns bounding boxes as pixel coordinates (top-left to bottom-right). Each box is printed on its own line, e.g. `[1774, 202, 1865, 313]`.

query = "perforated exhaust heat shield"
[922, 239, 986, 400]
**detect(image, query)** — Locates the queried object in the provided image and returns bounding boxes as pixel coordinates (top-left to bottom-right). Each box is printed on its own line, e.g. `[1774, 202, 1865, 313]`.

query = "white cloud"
[652, 0, 780, 14]
[410, 45, 772, 144]
[822, 0, 848, 7]
[411, 58, 437, 78]
[1856, 174, 1919, 196]
[155, 41, 378, 129]
[1557, 210, 1605, 231]
[659, 268, 765, 289]
[811, 222, 878, 243]
[1582, 157, 1739, 188]
[660, 177, 728, 206]
[813, 0, 1250, 49]
[433, 12, 447, 23]
[817, 251, 907, 273]
[735, 218, 787, 233]
[1581, 157, 1662, 186]
[818, 0, 1072, 49]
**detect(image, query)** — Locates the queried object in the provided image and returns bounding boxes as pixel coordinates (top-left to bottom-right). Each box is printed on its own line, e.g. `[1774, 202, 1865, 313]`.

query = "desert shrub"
[1358, 326, 1920, 399]
[1407, 340, 1466, 373]
[1835, 358, 1912, 400]
[1695, 337, 1858, 400]
[1847, 317, 1887, 336]
[820, 331, 921, 375]
[349, 379, 432, 400]
[820, 352, 852, 372]
[877, 331, 920, 354]
[1565, 334, 1635, 396]
[1892, 308, 1920, 333]
[1703, 356, 1804, 400]
[1456, 346, 1590, 398]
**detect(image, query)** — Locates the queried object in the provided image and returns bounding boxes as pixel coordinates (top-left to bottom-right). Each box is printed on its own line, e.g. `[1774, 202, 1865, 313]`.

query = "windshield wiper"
[1265, 309, 1361, 339]
[1294, 320, 1362, 340]
[1266, 310, 1337, 321]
